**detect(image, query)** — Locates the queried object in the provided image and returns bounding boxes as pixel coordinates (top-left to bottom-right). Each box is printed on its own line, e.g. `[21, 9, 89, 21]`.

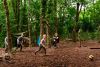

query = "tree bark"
[4, 0, 12, 53]
[72, 2, 82, 42]
[11, 0, 20, 32]
[17, 0, 20, 32]
[40, 0, 47, 39]
[46, 20, 50, 47]
[28, 0, 32, 47]
[54, 0, 58, 34]
[40, 16, 43, 40]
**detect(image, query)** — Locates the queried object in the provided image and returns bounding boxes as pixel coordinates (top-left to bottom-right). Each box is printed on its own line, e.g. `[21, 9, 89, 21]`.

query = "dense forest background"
[0, 0, 100, 47]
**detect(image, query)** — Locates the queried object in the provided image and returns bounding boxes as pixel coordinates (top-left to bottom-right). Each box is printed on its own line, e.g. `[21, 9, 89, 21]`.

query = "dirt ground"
[0, 40, 100, 67]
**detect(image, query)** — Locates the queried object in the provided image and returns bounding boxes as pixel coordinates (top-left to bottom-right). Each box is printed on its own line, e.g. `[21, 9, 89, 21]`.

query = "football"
[89, 55, 94, 61]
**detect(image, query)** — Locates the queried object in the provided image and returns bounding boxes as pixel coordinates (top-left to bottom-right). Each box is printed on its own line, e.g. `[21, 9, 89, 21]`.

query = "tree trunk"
[83, 5, 85, 21]
[19, 0, 22, 31]
[76, 3, 80, 23]
[46, 20, 50, 47]
[28, 0, 32, 47]
[17, 0, 20, 32]
[54, 0, 58, 34]
[20, 0, 28, 32]
[11, 0, 17, 31]
[40, 0, 47, 39]
[34, 30, 38, 46]
[4, 0, 12, 53]
[92, 0, 95, 25]
[40, 16, 43, 40]
[11, 0, 20, 32]
[72, 2, 80, 42]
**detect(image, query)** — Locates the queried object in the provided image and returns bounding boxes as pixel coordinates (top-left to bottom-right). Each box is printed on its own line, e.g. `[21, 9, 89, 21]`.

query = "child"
[54, 33, 59, 43]
[35, 34, 46, 55]
[51, 33, 59, 48]
[4, 37, 8, 52]
[16, 34, 24, 51]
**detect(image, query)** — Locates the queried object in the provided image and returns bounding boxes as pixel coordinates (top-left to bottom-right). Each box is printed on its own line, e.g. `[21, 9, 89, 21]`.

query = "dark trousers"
[16, 44, 22, 51]
[35, 45, 46, 55]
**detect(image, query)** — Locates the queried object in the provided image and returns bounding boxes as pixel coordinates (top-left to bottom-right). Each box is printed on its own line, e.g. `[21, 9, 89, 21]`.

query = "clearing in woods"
[0, 40, 100, 67]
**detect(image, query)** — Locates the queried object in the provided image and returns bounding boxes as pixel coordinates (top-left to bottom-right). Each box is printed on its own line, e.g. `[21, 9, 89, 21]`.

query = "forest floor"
[0, 40, 100, 67]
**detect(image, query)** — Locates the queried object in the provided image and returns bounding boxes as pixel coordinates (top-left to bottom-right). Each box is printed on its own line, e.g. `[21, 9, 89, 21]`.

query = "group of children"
[35, 33, 59, 55]
[5, 34, 25, 52]
[5, 33, 59, 55]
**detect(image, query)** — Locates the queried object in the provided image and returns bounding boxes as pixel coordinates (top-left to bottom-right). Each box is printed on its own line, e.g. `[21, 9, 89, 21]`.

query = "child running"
[35, 34, 46, 55]
[16, 34, 24, 51]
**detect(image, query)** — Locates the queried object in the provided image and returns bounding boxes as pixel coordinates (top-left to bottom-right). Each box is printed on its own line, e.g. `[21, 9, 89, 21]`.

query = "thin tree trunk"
[73, 3, 80, 42]
[17, 0, 20, 32]
[54, 0, 58, 34]
[83, 5, 85, 20]
[20, 0, 28, 32]
[11, 0, 17, 31]
[40, 16, 43, 40]
[11, 0, 20, 32]
[40, 0, 47, 39]
[46, 20, 50, 47]
[76, 3, 80, 23]
[4, 0, 12, 53]
[46, 24, 49, 45]
[34, 29, 38, 46]
[19, 0, 22, 31]
[28, 0, 32, 47]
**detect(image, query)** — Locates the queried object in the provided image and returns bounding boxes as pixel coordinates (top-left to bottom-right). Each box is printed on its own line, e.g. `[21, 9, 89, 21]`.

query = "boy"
[35, 34, 46, 55]
[51, 33, 59, 48]
[16, 34, 24, 51]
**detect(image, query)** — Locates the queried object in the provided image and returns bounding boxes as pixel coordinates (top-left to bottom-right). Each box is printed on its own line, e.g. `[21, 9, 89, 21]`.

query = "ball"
[89, 55, 94, 61]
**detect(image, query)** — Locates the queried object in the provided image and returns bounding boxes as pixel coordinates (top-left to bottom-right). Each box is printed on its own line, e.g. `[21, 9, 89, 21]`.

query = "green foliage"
[1, 0, 100, 47]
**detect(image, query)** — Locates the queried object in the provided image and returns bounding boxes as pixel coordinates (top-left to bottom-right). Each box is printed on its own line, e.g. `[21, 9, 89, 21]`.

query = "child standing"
[4, 37, 8, 52]
[35, 34, 46, 55]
